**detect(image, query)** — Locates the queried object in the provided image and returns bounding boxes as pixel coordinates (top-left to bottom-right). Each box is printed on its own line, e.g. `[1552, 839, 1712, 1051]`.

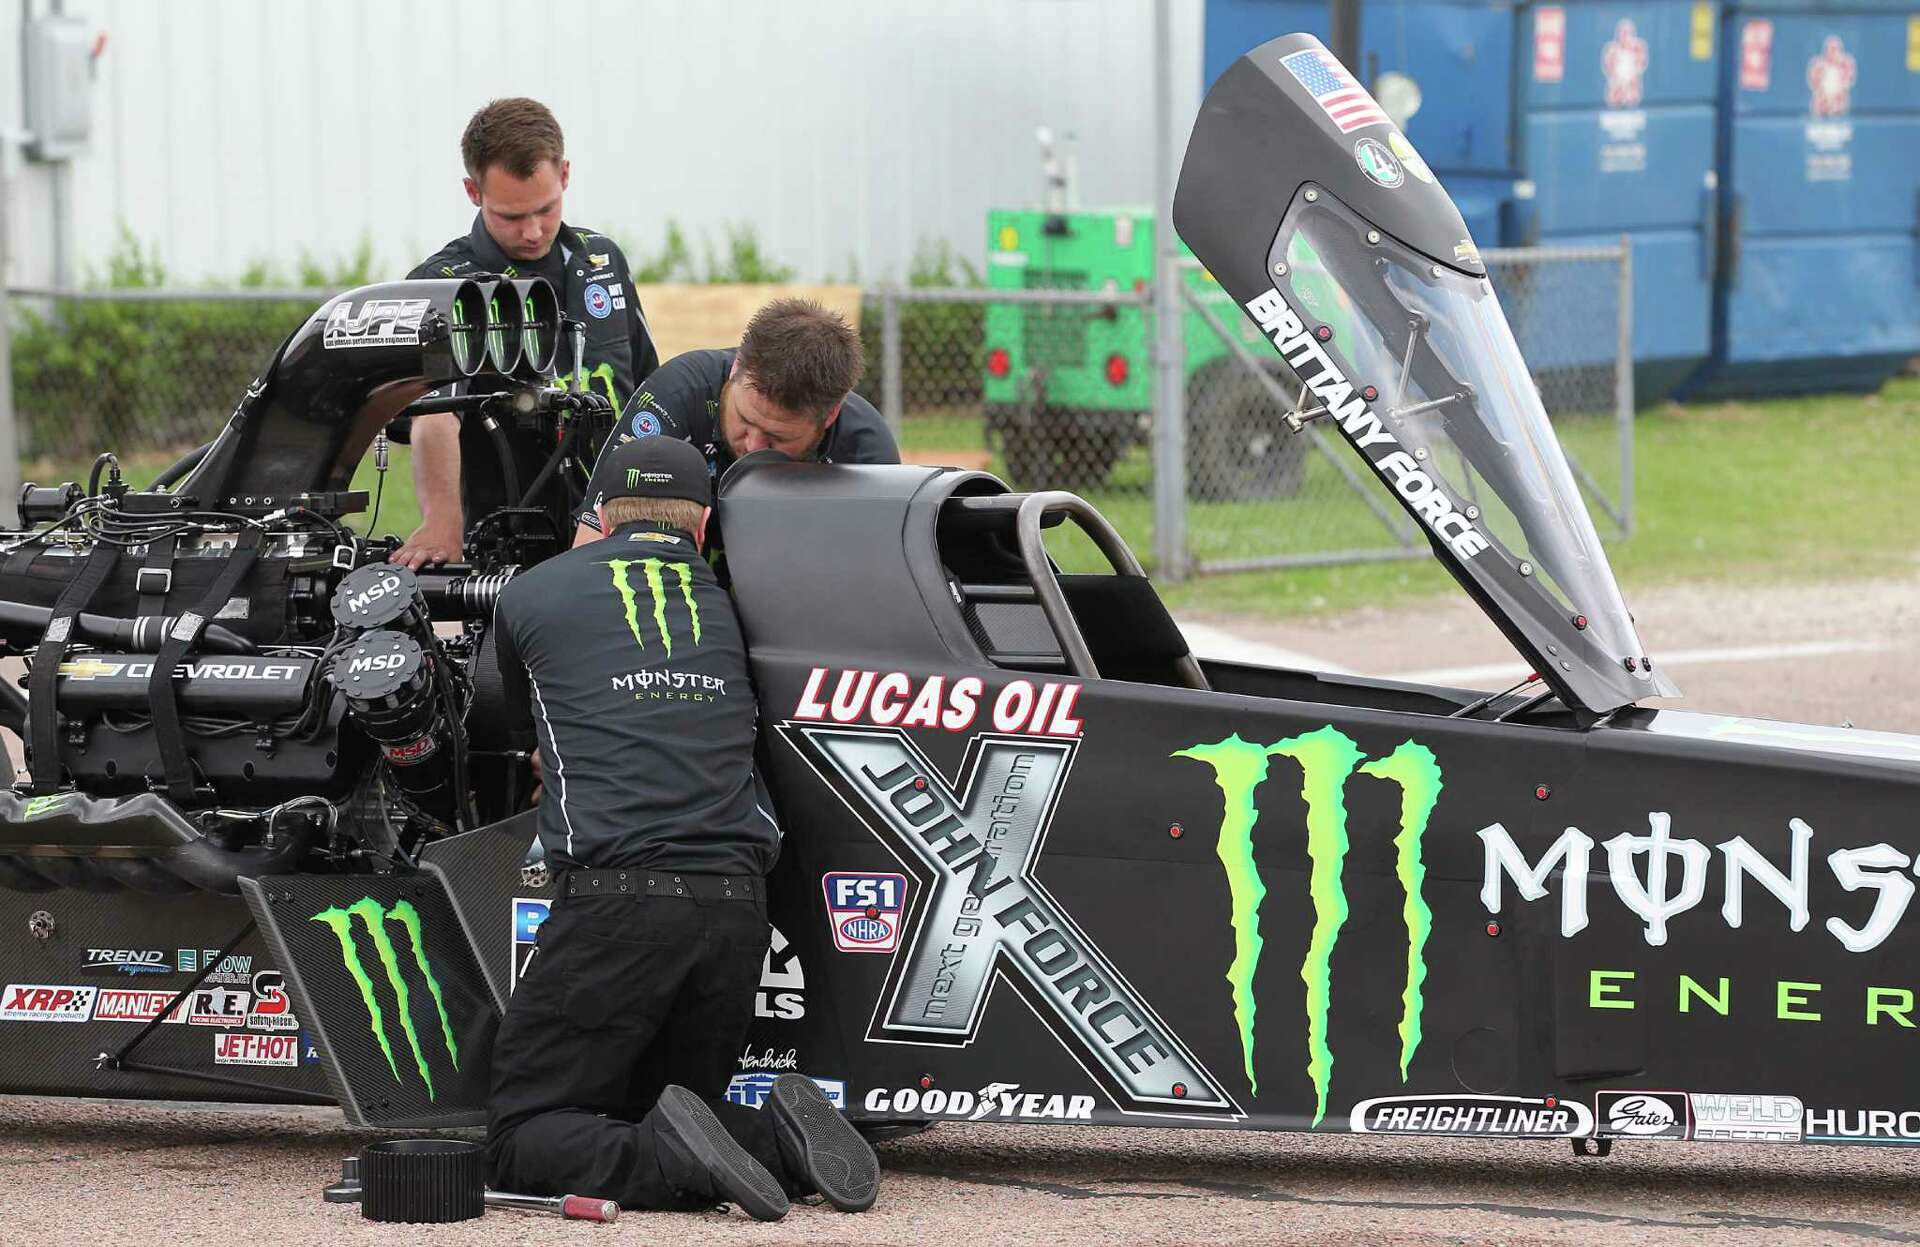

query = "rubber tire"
[1185, 360, 1309, 502]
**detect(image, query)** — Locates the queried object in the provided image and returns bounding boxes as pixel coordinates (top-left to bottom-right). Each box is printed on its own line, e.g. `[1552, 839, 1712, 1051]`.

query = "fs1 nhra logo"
[1176, 726, 1442, 1125]
[823, 872, 908, 953]
[311, 898, 461, 1102]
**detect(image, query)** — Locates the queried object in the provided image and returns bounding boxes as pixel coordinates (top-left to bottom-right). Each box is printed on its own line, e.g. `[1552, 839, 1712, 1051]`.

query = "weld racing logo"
[1176, 726, 1442, 1125]
[605, 558, 701, 655]
[310, 898, 460, 1101]
[1242, 288, 1489, 561]
[788, 724, 1236, 1119]
[323, 298, 431, 349]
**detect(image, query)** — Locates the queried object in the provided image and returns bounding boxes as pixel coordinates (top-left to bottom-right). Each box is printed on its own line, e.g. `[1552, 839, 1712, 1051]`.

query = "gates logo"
[822, 872, 908, 953]
[1807, 35, 1856, 117]
[311, 898, 461, 1101]
[1595, 1089, 1691, 1139]
[1, 984, 95, 1022]
[1601, 18, 1649, 108]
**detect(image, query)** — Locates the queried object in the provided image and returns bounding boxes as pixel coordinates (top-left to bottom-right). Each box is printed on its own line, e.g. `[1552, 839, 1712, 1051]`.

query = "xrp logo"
[606, 558, 702, 655]
[1177, 725, 1443, 1125]
[310, 898, 460, 1100]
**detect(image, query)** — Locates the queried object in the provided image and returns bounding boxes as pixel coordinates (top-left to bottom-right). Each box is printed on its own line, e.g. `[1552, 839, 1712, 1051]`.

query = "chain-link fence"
[872, 241, 1631, 579]
[2, 247, 1630, 582]
[7, 287, 333, 466]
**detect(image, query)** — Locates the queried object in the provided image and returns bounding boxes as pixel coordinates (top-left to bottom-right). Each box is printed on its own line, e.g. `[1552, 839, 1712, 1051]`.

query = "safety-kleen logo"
[606, 558, 701, 655]
[1176, 726, 1442, 1125]
[310, 898, 460, 1100]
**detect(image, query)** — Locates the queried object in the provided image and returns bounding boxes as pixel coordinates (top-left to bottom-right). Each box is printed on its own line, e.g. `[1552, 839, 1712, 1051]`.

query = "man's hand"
[395, 412, 465, 569]
[394, 518, 463, 569]
[529, 748, 544, 807]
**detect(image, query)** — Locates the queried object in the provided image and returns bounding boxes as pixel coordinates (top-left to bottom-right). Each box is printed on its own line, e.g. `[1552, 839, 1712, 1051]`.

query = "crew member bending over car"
[487, 435, 879, 1217]
[396, 97, 659, 570]
[573, 297, 898, 547]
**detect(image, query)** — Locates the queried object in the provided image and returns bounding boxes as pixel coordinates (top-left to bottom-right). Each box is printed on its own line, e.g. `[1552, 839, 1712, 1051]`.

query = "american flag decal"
[1280, 49, 1390, 133]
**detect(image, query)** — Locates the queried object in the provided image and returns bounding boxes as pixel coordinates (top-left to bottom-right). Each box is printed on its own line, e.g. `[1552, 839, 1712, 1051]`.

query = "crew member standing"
[396, 97, 659, 569]
[486, 436, 879, 1216]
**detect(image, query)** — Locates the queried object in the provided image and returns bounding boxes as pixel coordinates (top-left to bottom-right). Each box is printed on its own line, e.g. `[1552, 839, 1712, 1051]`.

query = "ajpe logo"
[822, 871, 908, 953]
[310, 898, 461, 1101]
[606, 557, 702, 655]
[1596, 1090, 1690, 1139]
[322, 298, 431, 349]
[1176, 726, 1442, 1125]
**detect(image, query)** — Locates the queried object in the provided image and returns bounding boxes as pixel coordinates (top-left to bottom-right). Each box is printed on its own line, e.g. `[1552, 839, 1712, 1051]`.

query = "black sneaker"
[768, 1073, 880, 1212]
[656, 1084, 790, 1221]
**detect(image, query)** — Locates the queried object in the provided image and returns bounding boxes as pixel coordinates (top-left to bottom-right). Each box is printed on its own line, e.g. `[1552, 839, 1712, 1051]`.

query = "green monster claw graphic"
[1176, 726, 1443, 1127]
[310, 897, 460, 1100]
[607, 559, 703, 654]
[1171, 735, 1273, 1095]
[1358, 743, 1443, 1080]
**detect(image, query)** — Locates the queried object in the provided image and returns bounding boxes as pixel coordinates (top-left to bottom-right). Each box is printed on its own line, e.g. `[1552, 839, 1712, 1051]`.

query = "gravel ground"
[5, 573, 1919, 1244]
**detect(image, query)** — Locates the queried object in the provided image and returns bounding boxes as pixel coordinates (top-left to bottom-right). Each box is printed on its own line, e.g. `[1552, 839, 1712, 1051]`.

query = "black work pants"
[484, 886, 793, 1209]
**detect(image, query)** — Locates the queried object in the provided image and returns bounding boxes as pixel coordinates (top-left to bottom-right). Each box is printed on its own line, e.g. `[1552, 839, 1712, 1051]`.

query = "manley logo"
[310, 898, 460, 1100]
[1176, 726, 1442, 1125]
[606, 558, 701, 655]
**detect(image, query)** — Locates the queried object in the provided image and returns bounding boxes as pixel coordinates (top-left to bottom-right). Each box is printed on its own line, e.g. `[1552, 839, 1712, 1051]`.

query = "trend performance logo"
[310, 898, 461, 1101]
[1176, 726, 1442, 1125]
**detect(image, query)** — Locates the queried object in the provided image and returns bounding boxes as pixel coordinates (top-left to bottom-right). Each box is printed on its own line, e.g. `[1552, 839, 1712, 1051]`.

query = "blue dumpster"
[1684, 0, 1920, 396]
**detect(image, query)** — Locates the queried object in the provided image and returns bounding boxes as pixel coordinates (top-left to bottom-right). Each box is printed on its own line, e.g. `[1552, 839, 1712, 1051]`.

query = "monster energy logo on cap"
[607, 559, 701, 655]
[1176, 726, 1442, 1125]
[626, 467, 642, 488]
[310, 898, 460, 1100]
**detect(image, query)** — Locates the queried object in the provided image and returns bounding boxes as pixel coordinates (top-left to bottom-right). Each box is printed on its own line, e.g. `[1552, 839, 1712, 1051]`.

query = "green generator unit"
[982, 207, 1307, 498]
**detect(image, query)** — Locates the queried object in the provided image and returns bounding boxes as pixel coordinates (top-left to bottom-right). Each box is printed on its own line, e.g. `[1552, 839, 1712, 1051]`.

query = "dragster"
[0, 34, 1912, 1152]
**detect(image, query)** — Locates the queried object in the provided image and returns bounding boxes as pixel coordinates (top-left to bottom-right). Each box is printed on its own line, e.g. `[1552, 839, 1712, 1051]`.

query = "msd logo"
[822, 872, 908, 954]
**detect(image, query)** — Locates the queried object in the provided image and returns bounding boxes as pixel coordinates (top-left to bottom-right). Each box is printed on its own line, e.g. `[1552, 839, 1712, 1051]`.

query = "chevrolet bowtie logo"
[789, 724, 1238, 1120]
[58, 659, 122, 680]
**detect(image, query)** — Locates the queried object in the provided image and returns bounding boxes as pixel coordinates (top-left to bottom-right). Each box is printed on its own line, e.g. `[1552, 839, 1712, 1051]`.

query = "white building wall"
[11, 0, 1203, 287]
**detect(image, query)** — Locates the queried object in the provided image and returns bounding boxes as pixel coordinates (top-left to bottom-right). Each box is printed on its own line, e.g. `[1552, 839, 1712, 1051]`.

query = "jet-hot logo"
[310, 898, 460, 1100]
[1176, 726, 1442, 1125]
[606, 558, 701, 655]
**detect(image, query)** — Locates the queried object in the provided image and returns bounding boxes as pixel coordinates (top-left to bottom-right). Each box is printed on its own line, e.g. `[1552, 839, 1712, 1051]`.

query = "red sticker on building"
[1739, 20, 1774, 91]
[1807, 35, 1857, 116]
[1534, 7, 1566, 83]
[1602, 18, 1650, 108]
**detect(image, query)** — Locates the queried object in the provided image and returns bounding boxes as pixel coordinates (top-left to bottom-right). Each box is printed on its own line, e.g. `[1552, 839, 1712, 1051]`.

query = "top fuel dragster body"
[0, 35, 1911, 1150]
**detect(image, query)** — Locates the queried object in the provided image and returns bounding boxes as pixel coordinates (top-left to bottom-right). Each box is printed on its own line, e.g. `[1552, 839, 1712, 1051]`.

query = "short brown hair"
[736, 299, 865, 419]
[601, 495, 705, 533]
[461, 98, 565, 181]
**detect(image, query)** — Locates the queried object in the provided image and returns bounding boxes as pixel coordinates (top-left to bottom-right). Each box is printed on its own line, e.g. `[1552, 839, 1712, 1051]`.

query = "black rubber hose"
[88, 453, 119, 497]
[150, 441, 212, 490]
[518, 418, 581, 509]
[160, 819, 319, 895]
[95, 856, 198, 895]
[480, 414, 521, 509]
[0, 601, 256, 655]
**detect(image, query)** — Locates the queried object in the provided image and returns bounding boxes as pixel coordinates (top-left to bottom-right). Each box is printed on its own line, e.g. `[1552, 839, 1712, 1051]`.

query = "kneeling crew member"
[487, 435, 879, 1217]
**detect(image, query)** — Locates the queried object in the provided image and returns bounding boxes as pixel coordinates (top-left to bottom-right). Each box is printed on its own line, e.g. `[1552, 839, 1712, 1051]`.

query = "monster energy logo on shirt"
[310, 898, 460, 1100]
[1176, 726, 1442, 1125]
[606, 558, 701, 655]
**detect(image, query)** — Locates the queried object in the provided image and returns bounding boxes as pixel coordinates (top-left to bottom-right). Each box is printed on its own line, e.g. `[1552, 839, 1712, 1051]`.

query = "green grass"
[24, 376, 1920, 620]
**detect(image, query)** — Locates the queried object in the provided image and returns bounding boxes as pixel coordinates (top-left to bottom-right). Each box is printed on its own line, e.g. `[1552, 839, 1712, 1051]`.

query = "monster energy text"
[310, 898, 460, 1100]
[1176, 726, 1443, 1125]
[606, 558, 702, 655]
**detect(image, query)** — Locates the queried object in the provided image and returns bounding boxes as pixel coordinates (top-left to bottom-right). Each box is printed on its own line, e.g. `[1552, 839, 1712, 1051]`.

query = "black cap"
[596, 436, 712, 507]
